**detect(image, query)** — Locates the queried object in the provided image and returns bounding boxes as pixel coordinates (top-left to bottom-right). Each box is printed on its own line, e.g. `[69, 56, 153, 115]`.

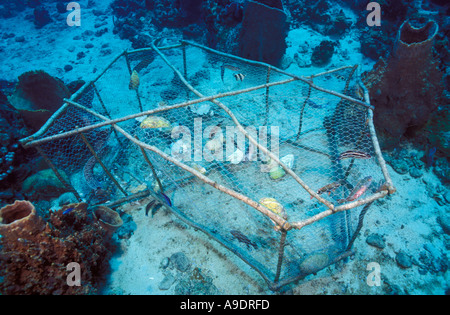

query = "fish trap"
[20, 40, 395, 291]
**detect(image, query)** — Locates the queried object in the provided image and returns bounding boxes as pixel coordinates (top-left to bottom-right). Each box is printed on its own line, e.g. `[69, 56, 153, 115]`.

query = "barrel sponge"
[238, 0, 287, 67]
[7, 70, 70, 131]
[0, 202, 116, 295]
[0, 200, 45, 241]
[8, 70, 70, 113]
[363, 20, 444, 149]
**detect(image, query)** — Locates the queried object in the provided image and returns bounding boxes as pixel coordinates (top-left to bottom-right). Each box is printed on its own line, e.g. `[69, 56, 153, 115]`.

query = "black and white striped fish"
[145, 192, 172, 217]
[339, 150, 371, 160]
[234, 73, 245, 81]
[145, 200, 163, 217]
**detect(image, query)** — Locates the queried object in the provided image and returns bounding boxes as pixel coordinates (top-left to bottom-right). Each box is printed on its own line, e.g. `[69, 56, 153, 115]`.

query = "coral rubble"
[0, 201, 116, 295]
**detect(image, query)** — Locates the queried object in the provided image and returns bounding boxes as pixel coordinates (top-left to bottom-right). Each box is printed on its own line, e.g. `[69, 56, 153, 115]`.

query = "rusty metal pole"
[274, 229, 288, 283]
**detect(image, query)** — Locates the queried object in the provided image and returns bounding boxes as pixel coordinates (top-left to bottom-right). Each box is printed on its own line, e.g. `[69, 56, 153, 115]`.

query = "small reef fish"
[145, 200, 162, 217]
[62, 207, 75, 215]
[338, 176, 372, 203]
[311, 181, 343, 199]
[145, 192, 172, 217]
[234, 73, 245, 81]
[159, 192, 172, 207]
[339, 150, 371, 160]
[220, 64, 241, 82]
[332, 73, 347, 81]
[230, 230, 258, 250]
[129, 70, 140, 90]
[306, 99, 322, 109]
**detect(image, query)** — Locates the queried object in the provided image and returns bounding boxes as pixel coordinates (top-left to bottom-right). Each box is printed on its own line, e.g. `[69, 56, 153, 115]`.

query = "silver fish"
[234, 73, 245, 81]
[339, 150, 371, 160]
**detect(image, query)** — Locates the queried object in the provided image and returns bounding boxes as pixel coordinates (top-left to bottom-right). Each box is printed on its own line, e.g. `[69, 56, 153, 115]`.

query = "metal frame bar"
[18, 40, 396, 291]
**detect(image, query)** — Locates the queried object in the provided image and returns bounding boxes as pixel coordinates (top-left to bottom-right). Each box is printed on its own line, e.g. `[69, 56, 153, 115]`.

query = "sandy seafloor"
[1, 2, 448, 295]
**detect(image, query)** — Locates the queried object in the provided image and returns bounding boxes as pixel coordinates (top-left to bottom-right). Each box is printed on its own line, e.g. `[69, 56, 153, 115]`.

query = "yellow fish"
[259, 197, 288, 230]
[130, 183, 147, 193]
[140, 116, 171, 129]
[259, 197, 285, 216]
[129, 70, 140, 90]
[192, 163, 207, 174]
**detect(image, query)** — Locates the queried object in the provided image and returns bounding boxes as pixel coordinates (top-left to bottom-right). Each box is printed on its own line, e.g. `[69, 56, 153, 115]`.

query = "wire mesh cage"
[20, 40, 395, 290]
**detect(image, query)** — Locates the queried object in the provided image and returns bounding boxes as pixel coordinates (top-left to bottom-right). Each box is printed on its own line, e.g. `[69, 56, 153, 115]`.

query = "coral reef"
[33, 7, 52, 29]
[0, 91, 35, 203]
[0, 0, 27, 19]
[311, 40, 335, 67]
[0, 201, 117, 295]
[110, 0, 247, 53]
[362, 20, 444, 149]
[287, 0, 352, 37]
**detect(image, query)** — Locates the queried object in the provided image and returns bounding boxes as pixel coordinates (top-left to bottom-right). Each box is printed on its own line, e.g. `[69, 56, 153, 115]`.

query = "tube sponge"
[238, 0, 287, 67]
[0, 200, 45, 242]
[363, 20, 444, 149]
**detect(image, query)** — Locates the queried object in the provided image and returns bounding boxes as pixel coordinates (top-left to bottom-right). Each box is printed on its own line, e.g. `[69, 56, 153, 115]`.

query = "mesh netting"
[20, 41, 394, 290]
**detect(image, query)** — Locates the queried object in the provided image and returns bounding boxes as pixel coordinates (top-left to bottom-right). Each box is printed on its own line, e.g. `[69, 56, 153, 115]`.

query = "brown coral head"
[94, 206, 123, 235]
[399, 20, 438, 46]
[0, 200, 45, 241]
